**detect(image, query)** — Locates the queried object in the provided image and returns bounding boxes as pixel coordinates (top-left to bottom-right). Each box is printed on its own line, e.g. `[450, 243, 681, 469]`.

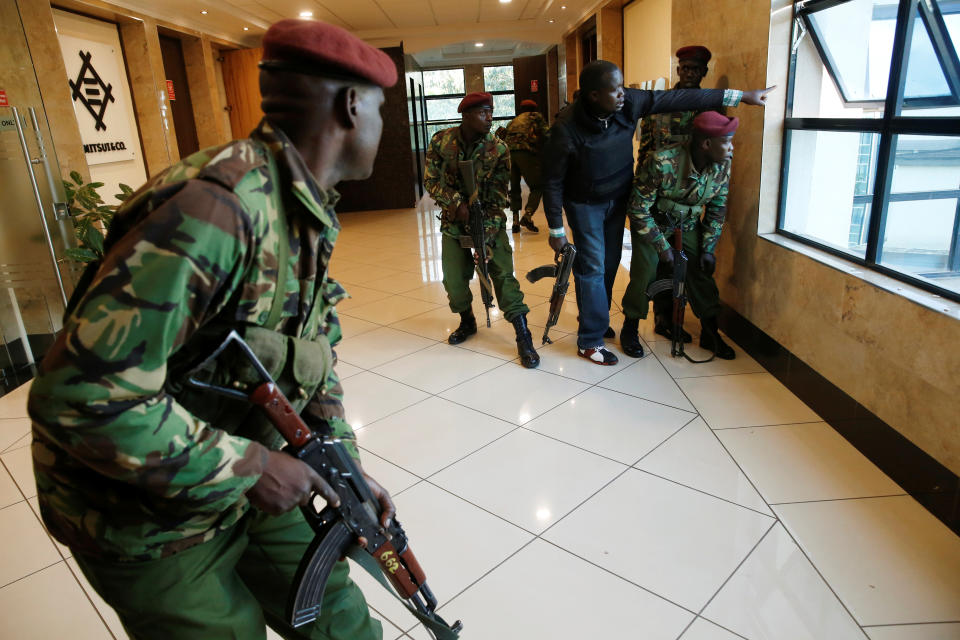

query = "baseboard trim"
[718, 304, 959, 536]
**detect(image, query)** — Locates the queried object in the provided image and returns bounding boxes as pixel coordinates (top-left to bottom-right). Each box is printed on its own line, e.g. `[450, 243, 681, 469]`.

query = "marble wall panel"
[673, 0, 960, 475]
[182, 35, 229, 149]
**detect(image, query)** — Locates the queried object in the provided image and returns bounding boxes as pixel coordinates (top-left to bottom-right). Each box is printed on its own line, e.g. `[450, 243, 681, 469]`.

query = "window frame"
[778, 0, 960, 302]
[482, 64, 516, 124]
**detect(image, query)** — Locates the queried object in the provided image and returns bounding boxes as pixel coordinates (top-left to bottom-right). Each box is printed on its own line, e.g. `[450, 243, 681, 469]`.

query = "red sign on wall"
[530, 80, 539, 93]
[0, 90, 9, 107]
[166, 80, 176, 101]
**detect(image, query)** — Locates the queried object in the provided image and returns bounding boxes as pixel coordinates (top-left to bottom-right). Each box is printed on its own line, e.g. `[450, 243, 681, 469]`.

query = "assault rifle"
[457, 159, 495, 327]
[645, 228, 715, 364]
[185, 331, 462, 639]
[525, 243, 577, 344]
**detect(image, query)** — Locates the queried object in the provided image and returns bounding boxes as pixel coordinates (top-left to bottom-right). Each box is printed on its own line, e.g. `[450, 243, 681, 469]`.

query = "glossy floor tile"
[716, 422, 904, 504]
[430, 428, 625, 533]
[678, 372, 822, 430]
[702, 523, 867, 640]
[635, 418, 772, 515]
[544, 469, 774, 611]
[1, 202, 957, 638]
[775, 496, 960, 625]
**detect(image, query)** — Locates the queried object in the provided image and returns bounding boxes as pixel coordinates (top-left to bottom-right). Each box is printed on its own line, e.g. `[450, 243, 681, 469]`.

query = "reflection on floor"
[1, 196, 959, 639]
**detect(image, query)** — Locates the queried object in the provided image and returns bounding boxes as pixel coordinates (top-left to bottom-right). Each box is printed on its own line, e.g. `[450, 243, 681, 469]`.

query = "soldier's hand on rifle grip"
[454, 202, 470, 222]
[700, 252, 716, 276]
[247, 449, 340, 516]
[362, 470, 396, 532]
[548, 235, 568, 255]
[659, 247, 675, 268]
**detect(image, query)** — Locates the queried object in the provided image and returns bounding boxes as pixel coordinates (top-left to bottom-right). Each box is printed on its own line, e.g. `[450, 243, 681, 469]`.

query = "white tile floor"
[1, 196, 959, 639]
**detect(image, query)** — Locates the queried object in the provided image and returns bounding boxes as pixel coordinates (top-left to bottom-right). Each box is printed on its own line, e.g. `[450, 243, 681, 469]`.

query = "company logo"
[69, 50, 115, 131]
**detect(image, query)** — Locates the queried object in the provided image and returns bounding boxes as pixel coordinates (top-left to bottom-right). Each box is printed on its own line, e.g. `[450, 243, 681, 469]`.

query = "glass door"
[0, 0, 78, 393]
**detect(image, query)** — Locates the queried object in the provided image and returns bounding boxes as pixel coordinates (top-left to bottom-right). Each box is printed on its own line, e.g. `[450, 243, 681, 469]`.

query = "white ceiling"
[104, 0, 603, 58]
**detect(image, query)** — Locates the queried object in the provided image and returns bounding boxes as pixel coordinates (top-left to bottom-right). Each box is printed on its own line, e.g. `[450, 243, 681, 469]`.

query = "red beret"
[260, 19, 397, 88]
[693, 111, 738, 137]
[458, 92, 494, 113]
[520, 99, 538, 108]
[676, 46, 712, 64]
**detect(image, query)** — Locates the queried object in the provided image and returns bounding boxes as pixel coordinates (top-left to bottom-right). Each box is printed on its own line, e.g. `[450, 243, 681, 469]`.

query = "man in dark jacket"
[542, 60, 771, 365]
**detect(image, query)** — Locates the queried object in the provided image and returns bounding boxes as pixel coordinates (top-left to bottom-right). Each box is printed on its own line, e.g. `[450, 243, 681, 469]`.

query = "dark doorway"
[158, 35, 200, 159]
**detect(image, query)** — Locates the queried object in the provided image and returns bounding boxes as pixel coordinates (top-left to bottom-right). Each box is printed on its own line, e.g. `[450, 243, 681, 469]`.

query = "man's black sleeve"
[625, 88, 728, 121]
[541, 125, 573, 230]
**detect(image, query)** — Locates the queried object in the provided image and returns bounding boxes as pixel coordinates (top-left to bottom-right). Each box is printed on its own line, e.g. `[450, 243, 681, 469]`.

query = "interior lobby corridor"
[0, 196, 958, 640]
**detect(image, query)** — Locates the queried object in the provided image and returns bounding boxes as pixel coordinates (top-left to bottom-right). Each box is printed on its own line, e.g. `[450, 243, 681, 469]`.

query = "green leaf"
[65, 247, 98, 263]
[82, 225, 105, 255]
[69, 171, 83, 186]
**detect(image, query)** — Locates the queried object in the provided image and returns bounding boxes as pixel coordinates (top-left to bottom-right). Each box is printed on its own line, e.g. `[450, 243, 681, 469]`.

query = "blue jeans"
[564, 197, 627, 349]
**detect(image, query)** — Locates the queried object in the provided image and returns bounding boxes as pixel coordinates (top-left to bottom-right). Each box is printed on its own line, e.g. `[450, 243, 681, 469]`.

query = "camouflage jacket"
[28, 120, 358, 561]
[423, 126, 510, 237]
[627, 144, 730, 254]
[504, 111, 548, 154]
[636, 109, 696, 168]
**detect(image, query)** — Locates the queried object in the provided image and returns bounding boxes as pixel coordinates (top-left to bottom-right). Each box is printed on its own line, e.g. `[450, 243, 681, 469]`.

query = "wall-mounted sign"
[58, 36, 136, 166]
[0, 90, 8, 107]
[166, 79, 176, 101]
[530, 80, 539, 93]
[0, 116, 16, 132]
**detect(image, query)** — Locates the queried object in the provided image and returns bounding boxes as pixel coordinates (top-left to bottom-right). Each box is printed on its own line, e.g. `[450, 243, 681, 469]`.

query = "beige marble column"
[597, 2, 624, 70]
[118, 17, 179, 176]
[564, 32, 579, 101]
[15, 0, 90, 183]
[182, 35, 228, 148]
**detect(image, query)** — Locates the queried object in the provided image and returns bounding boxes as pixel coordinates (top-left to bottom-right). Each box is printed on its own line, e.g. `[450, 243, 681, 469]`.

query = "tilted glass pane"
[423, 69, 465, 96]
[781, 130, 880, 258]
[483, 66, 514, 92]
[879, 135, 960, 293]
[806, 0, 898, 102]
[492, 93, 515, 118]
[903, 11, 951, 98]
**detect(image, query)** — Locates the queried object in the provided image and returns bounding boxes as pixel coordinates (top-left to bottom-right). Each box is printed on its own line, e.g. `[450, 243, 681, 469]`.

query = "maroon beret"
[260, 19, 397, 87]
[693, 111, 739, 137]
[458, 92, 493, 113]
[676, 46, 712, 64]
[520, 99, 538, 108]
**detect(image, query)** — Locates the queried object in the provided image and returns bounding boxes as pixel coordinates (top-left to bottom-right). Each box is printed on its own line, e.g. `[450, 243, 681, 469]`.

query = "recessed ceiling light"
[201, 9, 207, 14]
[561, 5, 567, 8]
[475, 42, 484, 47]
[299, 10, 313, 18]
[499, 0, 511, 3]
[548, 19, 554, 22]
[243, 26, 249, 30]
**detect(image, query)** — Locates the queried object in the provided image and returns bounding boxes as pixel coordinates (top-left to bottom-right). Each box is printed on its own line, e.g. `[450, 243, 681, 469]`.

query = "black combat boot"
[654, 314, 692, 343]
[700, 316, 735, 360]
[519, 212, 539, 232]
[512, 211, 520, 234]
[511, 314, 540, 369]
[448, 311, 478, 345]
[619, 316, 644, 358]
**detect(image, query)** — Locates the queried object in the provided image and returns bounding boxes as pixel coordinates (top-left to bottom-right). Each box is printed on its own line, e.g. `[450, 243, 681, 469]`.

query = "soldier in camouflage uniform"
[27, 20, 398, 639]
[637, 46, 716, 342]
[619, 111, 739, 360]
[423, 91, 540, 369]
[504, 99, 549, 233]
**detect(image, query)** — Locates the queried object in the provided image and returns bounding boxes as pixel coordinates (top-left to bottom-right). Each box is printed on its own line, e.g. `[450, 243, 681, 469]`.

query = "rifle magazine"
[288, 519, 353, 628]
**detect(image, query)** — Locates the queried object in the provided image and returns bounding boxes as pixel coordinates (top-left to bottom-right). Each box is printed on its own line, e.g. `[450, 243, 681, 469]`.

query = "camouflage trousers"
[442, 228, 529, 322]
[509, 150, 543, 216]
[621, 223, 721, 321]
[72, 508, 381, 640]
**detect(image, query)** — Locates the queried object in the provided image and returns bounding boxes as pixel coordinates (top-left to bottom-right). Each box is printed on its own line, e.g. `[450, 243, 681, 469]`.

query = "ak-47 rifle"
[645, 228, 715, 364]
[457, 159, 495, 327]
[185, 331, 462, 639]
[525, 243, 576, 344]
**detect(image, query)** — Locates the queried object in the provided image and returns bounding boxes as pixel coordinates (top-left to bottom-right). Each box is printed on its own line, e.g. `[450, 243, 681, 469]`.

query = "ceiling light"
[299, 10, 313, 18]
[201, 9, 207, 14]
[475, 42, 484, 47]
[243, 26, 249, 30]
[499, 0, 512, 3]
[561, 5, 567, 9]
[548, 19, 554, 22]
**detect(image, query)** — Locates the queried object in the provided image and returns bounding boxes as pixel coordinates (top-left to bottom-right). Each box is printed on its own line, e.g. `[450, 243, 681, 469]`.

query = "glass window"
[423, 69, 465, 96]
[782, 130, 879, 257]
[483, 66, 514, 92]
[425, 98, 462, 121]
[780, 0, 960, 301]
[492, 93, 516, 118]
